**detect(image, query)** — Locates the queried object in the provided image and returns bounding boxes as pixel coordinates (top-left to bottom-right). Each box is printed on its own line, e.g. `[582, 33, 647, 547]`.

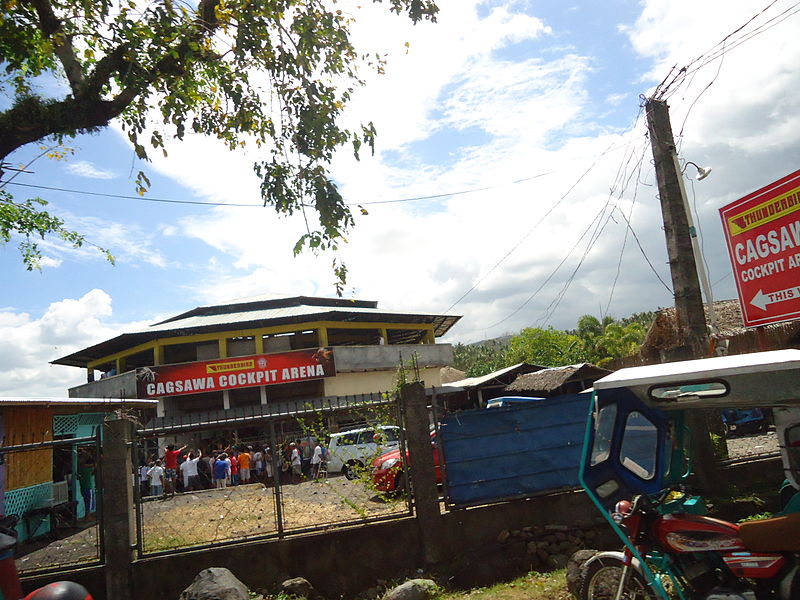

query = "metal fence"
[0, 430, 103, 575]
[133, 393, 412, 556]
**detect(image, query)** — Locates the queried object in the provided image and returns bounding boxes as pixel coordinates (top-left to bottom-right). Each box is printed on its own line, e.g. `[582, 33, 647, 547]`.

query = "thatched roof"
[639, 299, 800, 360]
[440, 366, 467, 384]
[505, 363, 611, 394]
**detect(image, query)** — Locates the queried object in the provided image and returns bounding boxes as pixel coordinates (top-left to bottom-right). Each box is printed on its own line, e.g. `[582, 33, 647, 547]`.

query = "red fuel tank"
[653, 513, 747, 553]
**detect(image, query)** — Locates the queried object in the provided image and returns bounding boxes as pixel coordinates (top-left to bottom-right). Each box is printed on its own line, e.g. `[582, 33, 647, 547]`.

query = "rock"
[282, 577, 320, 600]
[526, 541, 538, 555]
[566, 549, 599, 598]
[384, 579, 439, 600]
[548, 554, 569, 570]
[179, 567, 249, 600]
[497, 529, 511, 544]
[544, 524, 569, 532]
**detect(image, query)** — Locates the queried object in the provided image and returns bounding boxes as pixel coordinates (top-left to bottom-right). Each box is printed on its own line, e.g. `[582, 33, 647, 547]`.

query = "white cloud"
[38, 256, 63, 269]
[0, 290, 153, 396]
[37, 0, 800, 361]
[65, 160, 117, 179]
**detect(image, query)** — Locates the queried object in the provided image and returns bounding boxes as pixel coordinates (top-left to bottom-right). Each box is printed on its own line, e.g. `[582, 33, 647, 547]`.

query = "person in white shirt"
[311, 442, 323, 480]
[290, 443, 302, 482]
[139, 463, 150, 497]
[179, 450, 202, 491]
[147, 460, 165, 497]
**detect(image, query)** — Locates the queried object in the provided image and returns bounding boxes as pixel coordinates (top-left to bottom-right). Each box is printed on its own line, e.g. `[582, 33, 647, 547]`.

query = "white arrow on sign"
[750, 287, 800, 311]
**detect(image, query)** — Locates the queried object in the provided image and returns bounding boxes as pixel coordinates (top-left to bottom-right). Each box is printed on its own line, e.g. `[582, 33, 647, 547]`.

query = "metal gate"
[132, 393, 411, 556]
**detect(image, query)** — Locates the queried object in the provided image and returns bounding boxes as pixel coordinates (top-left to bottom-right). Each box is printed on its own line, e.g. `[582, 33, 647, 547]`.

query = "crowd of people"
[139, 438, 328, 498]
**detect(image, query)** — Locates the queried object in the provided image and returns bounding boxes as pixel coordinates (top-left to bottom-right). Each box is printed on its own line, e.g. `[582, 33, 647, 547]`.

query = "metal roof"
[52, 296, 461, 368]
[593, 349, 800, 390]
[441, 362, 545, 389]
[0, 398, 158, 407]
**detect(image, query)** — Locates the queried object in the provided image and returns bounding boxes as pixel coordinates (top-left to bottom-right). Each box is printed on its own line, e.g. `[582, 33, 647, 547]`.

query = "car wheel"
[344, 463, 360, 480]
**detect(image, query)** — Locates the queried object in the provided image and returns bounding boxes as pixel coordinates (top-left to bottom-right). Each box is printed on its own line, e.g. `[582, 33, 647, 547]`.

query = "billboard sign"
[136, 347, 335, 398]
[720, 168, 800, 327]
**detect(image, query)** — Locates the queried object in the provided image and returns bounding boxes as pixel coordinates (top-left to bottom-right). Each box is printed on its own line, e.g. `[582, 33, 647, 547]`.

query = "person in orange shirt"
[238, 447, 252, 484]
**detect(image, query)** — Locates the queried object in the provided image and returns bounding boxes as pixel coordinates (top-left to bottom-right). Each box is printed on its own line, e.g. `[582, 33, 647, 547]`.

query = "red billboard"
[135, 347, 335, 398]
[720, 168, 800, 327]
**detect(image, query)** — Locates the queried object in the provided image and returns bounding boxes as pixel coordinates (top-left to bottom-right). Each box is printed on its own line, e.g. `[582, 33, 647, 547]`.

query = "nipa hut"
[504, 363, 611, 397]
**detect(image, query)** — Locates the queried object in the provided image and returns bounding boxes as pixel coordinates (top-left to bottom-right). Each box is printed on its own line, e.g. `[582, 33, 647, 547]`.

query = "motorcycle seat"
[739, 512, 800, 552]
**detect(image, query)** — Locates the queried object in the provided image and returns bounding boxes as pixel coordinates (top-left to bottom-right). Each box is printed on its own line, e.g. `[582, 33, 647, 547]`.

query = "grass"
[436, 570, 570, 600]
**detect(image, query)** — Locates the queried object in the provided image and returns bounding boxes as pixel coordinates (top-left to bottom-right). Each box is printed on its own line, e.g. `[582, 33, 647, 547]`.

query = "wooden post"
[102, 419, 135, 600]
[401, 382, 444, 564]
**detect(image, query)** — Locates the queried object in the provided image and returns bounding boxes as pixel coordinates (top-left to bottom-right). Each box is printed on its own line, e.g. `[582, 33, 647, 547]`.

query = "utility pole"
[645, 97, 720, 490]
[645, 98, 709, 359]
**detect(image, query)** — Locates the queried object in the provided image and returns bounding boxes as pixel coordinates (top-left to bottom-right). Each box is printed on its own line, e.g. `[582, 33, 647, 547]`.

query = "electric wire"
[443, 131, 644, 315]
[1, 170, 556, 209]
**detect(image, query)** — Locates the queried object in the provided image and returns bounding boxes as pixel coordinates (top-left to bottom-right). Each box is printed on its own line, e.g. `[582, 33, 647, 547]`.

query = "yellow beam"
[87, 320, 437, 369]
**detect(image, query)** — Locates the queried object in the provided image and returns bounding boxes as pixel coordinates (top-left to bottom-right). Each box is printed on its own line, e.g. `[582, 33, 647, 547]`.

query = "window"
[619, 411, 658, 480]
[382, 427, 399, 443]
[650, 381, 728, 402]
[590, 403, 617, 466]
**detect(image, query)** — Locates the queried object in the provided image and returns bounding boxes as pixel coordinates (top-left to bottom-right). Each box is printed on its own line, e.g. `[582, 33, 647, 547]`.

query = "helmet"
[24, 581, 93, 600]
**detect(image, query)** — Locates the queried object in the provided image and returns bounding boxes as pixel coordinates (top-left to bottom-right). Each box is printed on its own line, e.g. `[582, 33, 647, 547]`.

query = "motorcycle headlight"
[380, 458, 400, 470]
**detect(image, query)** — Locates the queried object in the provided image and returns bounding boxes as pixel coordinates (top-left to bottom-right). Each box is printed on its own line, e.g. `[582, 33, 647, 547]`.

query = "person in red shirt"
[229, 452, 239, 485]
[162, 444, 186, 497]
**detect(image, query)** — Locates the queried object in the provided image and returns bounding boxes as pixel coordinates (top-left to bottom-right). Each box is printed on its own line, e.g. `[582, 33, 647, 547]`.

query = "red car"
[371, 431, 441, 493]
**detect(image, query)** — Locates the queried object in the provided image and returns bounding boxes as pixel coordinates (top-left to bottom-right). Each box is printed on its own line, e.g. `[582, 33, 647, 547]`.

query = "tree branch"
[24, 0, 85, 97]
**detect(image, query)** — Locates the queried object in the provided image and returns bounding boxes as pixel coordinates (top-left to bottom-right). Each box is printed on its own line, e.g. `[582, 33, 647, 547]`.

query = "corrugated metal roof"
[0, 398, 158, 407]
[52, 296, 460, 368]
[442, 362, 544, 389]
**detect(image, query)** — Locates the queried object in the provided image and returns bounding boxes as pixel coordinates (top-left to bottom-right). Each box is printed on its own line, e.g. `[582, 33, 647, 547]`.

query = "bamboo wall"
[2, 407, 54, 491]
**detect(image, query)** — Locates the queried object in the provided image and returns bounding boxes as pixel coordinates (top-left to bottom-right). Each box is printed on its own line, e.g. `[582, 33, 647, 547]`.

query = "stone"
[566, 549, 599, 598]
[544, 524, 569, 532]
[526, 541, 538, 555]
[179, 567, 249, 600]
[384, 579, 439, 600]
[548, 554, 569, 570]
[282, 577, 320, 600]
[497, 529, 511, 544]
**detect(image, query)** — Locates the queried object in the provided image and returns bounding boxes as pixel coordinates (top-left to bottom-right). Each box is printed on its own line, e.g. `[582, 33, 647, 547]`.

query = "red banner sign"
[720, 168, 800, 327]
[135, 348, 335, 398]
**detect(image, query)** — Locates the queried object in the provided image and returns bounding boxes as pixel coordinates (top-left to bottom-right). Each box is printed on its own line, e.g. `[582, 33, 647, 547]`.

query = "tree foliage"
[452, 340, 510, 378]
[506, 327, 588, 367]
[0, 0, 438, 271]
[572, 313, 652, 366]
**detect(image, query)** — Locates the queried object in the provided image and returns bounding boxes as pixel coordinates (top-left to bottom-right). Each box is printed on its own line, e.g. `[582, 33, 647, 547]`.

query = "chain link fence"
[134, 393, 412, 556]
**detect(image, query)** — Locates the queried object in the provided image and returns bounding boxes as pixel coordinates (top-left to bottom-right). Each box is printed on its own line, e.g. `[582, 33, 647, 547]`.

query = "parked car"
[326, 425, 401, 480]
[371, 430, 441, 494]
[721, 407, 769, 436]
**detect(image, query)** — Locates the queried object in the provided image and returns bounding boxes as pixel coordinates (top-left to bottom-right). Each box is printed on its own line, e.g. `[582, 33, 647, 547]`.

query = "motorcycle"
[579, 349, 800, 600]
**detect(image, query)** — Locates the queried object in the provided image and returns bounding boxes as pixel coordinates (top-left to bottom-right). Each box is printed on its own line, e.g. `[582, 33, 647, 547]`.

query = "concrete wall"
[22, 490, 599, 600]
[332, 344, 453, 372]
[69, 371, 137, 399]
[324, 367, 442, 397]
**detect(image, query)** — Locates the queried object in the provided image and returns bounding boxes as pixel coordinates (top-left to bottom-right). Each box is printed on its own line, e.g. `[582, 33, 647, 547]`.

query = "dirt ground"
[141, 474, 406, 551]
[15, 474, 405, 570]
[726, 430, 779, 459]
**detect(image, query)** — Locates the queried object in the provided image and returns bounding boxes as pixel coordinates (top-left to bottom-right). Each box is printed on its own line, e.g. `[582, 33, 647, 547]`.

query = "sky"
[2, 0, 800, 396]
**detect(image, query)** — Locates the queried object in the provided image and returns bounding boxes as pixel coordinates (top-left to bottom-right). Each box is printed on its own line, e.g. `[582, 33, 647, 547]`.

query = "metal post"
[269, 420, 284, 538]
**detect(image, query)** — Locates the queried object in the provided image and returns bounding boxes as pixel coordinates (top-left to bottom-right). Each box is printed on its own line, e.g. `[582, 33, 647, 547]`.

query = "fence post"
[101, 418, 135, 600]
[401, 382, 444, 565]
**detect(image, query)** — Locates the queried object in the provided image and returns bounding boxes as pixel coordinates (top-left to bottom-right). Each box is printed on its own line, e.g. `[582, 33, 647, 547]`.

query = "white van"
[326, 425, 401, 479]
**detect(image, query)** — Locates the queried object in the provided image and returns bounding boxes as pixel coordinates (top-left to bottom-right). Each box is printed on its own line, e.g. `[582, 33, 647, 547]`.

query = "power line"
[443, 135, 643, 315]
[2, 169, 557, 210]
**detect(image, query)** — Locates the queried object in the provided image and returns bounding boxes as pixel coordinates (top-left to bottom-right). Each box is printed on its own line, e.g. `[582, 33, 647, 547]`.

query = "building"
[504, 363, 611, 397]
[52, 295, 460, 442]
[0, 398, 155, 541]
